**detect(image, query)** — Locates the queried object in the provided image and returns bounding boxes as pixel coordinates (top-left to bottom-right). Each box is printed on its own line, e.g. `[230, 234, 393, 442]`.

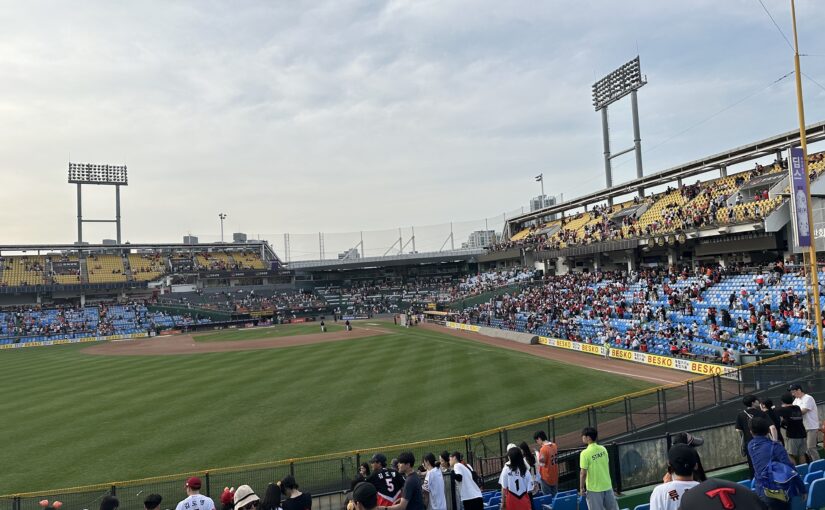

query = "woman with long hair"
[498, 447, 533, 510]
[261, 482, 283, 510]
[518, 442, 538, 494]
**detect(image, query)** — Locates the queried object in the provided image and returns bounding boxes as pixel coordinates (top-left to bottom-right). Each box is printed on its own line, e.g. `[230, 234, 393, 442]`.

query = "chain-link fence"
[3, 350, 822, 509]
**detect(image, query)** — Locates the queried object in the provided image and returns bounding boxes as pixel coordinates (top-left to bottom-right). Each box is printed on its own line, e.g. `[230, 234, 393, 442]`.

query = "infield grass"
[194, 323, 344, 342]
[0, 324, 652, 494]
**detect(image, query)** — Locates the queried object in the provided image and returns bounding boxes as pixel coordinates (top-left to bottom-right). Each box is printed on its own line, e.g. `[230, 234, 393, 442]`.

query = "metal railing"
[1, 349, 819, 510]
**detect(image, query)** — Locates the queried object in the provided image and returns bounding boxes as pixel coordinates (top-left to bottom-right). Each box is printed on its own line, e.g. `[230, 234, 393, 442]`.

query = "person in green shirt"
[579, 427, 619, 510]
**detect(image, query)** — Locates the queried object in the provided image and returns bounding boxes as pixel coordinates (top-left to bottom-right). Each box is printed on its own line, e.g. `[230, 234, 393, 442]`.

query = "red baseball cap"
[186, 477, 202, 490]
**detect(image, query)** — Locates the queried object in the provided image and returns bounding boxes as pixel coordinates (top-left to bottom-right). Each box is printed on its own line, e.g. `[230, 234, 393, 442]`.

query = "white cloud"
[0, 0, 824, 257]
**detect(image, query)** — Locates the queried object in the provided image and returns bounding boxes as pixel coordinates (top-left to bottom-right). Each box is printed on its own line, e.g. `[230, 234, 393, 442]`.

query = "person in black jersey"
[366, 453, 405, 507]
[280, 476, 311, 510]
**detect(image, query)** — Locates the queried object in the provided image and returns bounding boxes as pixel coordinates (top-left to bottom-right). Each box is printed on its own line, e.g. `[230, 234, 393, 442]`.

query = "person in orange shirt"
[532, 431, 558, 498]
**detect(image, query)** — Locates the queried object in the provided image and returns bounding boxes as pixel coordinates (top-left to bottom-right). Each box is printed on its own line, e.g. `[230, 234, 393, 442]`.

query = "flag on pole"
[535, 174, 543, 182]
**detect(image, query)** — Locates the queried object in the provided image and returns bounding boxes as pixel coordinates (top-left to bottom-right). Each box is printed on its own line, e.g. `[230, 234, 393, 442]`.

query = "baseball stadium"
[4, 3, 825, 510]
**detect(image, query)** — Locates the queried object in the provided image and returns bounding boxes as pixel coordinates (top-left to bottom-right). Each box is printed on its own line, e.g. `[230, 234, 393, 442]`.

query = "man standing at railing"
[579, 427, 619, 510]
[175, 477, 216, 510]
[532, 430, 558, 499]
[789, 383, 821, 462]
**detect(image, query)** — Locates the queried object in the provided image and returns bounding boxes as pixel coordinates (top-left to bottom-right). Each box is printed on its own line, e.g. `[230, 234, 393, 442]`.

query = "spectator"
[778, 392, 807, 465]
[789, 383, 821, 462]
[499, 447, 533, 510]
[533, 430, 558, 498]
[735, 395, 776, 477]
[351, 483, 378, 510]
[233, 485, 260, 510]
[261, 483, 283, 510]
[679, 478, 768, 509]
[579, 427, 619, 510]
[749, 417, 805, 510]
[101, 496, 120, 510]
[438, 452, 451, 474]
[366, 453, 405, 508]
[761, 399, 785, 445]
[449, 451, 483, 510]
[176, 477, 216, 510]
[280, 476, 311, 510]
[517, 442, 538, 493]
[144, 494, 163, 510]
[422, 453, 445, 510]
[352, 463, 371, 489]
[649, 444, 699, 510]
[669, 432, 707, 482]
[220, 488, 236, 510]
[383, 452, 423, 510]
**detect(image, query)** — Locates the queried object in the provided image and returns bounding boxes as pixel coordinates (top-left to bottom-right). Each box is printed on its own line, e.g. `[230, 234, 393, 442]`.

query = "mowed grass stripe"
[0, 327, 651, 493]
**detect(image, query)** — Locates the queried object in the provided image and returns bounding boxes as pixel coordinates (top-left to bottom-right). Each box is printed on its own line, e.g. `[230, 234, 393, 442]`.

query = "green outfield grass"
[0, 324, 652, 494]
[194, 323, 344, 342]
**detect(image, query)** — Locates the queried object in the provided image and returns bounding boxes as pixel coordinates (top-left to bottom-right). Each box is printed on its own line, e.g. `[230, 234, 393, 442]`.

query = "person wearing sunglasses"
[234, 485, 261, 510]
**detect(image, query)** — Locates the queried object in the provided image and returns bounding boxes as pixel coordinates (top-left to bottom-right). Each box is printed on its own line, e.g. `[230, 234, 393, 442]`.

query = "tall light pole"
[218, 213, 227, 243]
[790, 0, 824, 354]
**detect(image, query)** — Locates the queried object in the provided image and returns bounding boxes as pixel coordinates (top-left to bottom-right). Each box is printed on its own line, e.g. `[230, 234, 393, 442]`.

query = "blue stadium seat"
[551, 497, 577, 510]
[633, 504, 650, 510]
[797, 463, 809, 477]
[810, 460, 825, 474]
[531, 495, 553, 510]
[804, 470, 823, 487]
[807, 478, 825, 510]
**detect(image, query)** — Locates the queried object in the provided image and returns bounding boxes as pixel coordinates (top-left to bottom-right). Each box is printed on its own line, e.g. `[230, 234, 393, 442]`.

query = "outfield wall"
[0, 332, 149, 350]
[444, 321, 740, 380]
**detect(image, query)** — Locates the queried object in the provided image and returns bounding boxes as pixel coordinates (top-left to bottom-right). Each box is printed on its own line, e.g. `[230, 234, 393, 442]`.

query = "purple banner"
[790, 147, 811, 248]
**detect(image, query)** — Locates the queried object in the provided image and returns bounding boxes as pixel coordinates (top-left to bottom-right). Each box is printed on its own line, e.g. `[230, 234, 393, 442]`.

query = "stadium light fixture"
[591, 57, 646, 111]
[68, 163, 128, 185]
[592, 56, 647, 203]
[68, 162, 128, 245]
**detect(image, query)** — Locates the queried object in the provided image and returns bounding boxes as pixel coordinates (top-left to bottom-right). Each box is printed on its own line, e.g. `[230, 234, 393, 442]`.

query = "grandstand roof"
[510, 120, 825, 225]
[287, 248, 484, 271]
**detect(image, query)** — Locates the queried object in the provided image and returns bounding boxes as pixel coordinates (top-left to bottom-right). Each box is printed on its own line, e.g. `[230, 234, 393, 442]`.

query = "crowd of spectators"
[452, 260, 814, 363]
[486, 155, 819, 255]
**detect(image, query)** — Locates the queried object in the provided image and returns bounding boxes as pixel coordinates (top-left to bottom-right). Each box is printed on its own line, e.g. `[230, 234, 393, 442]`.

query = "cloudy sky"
[1, 0, 824, 258]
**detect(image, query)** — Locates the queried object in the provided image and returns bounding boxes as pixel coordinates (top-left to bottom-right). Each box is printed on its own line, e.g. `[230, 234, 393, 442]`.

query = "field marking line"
[427, 326, 687, 385]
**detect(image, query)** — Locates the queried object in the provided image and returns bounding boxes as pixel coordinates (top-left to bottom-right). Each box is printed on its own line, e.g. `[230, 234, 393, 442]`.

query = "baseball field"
[0, 322, 654, 494]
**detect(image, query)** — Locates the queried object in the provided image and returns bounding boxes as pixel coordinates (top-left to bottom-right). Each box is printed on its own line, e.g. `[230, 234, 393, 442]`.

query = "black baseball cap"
[369, 453, 387, 465]
[352, 482, 377, 508]
[679, 478, 767, 510]
[667, 444, 698, 477]
[672, 432, 704, 447]
[788, 383, 803, 391]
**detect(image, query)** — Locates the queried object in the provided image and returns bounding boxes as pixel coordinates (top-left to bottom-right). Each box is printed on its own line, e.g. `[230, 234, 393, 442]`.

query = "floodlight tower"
[218, 213, 227, 243]
[592, 56, 647, 205]
[68, 162, 128, 245]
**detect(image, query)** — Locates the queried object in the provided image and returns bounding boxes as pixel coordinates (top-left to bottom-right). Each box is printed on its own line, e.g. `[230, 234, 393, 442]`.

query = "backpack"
[758, 442, 803, 502]
[739, 409, 755, 457]
[462, 461, 483, 486]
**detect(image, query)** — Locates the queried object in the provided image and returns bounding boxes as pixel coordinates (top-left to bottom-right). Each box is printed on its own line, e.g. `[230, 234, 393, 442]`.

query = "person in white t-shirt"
[790, 383, 821, 461]
[449, 452, 483, 510]
[498, 447, 533, 510]
[176, 477, 217, 510]
[422, 453, 446, 510]
[649, 445, 699, 510]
